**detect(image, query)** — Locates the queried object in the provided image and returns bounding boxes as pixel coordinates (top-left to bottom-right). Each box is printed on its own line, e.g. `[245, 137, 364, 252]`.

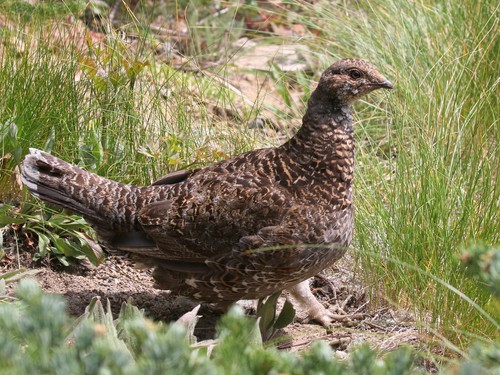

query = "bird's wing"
[151, 169, 193, 186]
[138, 176, 292, 261]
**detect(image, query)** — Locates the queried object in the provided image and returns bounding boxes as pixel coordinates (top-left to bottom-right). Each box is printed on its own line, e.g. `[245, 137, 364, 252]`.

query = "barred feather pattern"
[21, 58, 393, 307]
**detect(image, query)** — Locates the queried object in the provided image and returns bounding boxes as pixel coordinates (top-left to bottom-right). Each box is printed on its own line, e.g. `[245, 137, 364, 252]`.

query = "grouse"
[21, 59, 393, 325]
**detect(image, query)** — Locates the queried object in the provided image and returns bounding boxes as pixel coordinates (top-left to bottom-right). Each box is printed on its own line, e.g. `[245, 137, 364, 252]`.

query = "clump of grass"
[283, 0, 499, 346]
[0, 17, 261, 198]
[0, 26, 83, 199]
[0, 0, 84, 22]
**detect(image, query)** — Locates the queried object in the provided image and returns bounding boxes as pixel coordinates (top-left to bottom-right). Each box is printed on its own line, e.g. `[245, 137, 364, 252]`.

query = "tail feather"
[21, 148, 143, 231]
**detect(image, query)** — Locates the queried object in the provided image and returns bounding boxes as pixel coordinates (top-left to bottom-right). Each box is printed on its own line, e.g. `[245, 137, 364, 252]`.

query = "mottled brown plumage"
[21, 59, 393, 325]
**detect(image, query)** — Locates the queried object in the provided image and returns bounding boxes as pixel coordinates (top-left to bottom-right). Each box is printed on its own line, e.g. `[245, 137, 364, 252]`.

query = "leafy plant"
[0, 280, 414, 374]
[256, 292, 295, 342]
[0, 203, 103, 266]
[460, 243, 500, 297]
[0, 119, 24, 200]
[2, 279, 499, 374]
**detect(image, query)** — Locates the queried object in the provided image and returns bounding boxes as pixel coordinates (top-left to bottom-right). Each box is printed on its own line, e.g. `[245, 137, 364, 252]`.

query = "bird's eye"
[348, 69, 363, 79]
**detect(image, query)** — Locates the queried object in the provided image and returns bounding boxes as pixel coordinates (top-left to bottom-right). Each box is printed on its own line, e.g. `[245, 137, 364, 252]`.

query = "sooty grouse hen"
[22, 59, 393, 325]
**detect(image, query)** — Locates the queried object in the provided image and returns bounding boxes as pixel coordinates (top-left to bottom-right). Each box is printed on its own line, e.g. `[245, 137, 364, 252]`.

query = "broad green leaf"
[77, 233, 104, 265]
[273, 298, 296, 330]
[37, 233, 50, 257]
[257, 292, 280, 338]
[0, 214, 25, 226]
[53, 237, 85, 258]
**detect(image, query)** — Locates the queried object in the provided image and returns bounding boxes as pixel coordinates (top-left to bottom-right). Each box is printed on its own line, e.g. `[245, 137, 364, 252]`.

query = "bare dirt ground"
[1, 240, 420, 356]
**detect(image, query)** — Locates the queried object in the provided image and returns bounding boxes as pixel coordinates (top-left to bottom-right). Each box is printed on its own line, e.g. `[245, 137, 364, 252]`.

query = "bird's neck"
[282, 91, 355, 184]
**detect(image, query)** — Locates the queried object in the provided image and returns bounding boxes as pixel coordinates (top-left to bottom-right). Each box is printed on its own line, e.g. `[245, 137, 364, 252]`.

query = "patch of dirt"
[2, 237, 420, 352]
[278, 255, 420, 354]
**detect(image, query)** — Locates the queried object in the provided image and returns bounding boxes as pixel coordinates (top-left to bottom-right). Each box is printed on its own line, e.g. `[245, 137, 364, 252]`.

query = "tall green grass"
[0, 21, 261, 198]
[286, 0, 499, 346]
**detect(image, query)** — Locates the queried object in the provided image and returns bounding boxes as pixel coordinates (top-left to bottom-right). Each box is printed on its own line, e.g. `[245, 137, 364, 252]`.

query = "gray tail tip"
[28, 148, 44, 156]
[24, 148, 52, 165]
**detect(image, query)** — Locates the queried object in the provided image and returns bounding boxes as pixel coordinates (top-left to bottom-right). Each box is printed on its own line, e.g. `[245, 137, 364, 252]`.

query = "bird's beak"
[376, 79, 394, 90]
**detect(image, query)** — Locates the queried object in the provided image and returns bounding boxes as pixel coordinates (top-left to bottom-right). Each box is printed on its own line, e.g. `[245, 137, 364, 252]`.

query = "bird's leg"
[287, 280, 354, 326]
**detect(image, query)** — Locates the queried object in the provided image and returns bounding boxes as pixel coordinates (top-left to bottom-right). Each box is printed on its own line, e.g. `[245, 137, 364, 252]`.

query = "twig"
[196, 7, 230, 25]
[352, 301, 369, 314]
[277, 333, 350, 350]
[363, 320, 390, 332]
[340, 294, 353, 311]
[148, 24, 189, 38]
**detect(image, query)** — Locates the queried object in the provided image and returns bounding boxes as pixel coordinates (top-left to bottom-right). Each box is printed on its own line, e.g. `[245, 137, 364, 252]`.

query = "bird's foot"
[310, 307, 365, 326]
[287, 280, 365, 327]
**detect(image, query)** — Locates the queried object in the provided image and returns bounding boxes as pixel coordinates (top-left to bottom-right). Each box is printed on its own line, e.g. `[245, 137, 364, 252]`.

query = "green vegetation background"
[0, 0, 498, 370]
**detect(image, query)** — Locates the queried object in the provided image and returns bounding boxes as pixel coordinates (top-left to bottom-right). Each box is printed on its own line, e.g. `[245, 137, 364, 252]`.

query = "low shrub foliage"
[0, 277, 498, 374]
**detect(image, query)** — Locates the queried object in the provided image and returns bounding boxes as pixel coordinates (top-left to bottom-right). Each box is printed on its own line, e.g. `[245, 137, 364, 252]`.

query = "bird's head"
[316, 59, 394, 105]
